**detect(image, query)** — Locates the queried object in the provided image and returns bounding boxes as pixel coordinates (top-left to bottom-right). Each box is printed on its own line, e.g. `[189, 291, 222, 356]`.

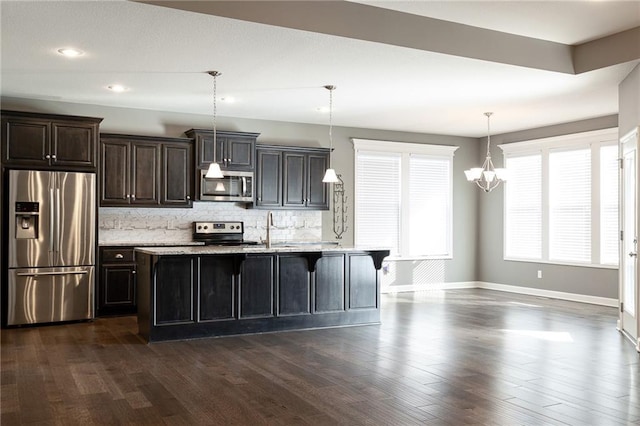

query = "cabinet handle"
[186, 196, 191, 200]
[51, 154, 57, 160]
[131, 195, 136, 200]
[115, 254, 124, 259]
[45, 154, 51, 159]
[126, 194, 130, 199]
[132, 270, 136, 275]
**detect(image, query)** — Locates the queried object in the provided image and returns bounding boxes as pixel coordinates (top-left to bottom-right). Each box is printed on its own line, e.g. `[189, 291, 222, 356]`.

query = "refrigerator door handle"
[49, 188, 55, 252]
[16, 270, 89, 277]
[55, 188, 61, 253]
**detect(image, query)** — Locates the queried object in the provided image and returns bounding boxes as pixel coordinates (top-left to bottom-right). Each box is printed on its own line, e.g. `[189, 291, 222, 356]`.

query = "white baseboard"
[381, 281, 618, 307]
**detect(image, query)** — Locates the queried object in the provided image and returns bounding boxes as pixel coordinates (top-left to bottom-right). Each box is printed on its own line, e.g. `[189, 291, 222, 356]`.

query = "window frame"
[500, 128, 619, 269]
[352, 138, 458, 260]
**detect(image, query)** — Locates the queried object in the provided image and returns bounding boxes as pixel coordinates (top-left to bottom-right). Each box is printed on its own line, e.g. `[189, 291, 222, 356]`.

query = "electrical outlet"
[537, 270, 542, 279]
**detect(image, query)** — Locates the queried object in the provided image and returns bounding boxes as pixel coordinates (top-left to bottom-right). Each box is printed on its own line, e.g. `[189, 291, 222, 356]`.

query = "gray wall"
[1, 97, 481, 285]
[477, 115, 620, 299]
[618, 64, 639, 138]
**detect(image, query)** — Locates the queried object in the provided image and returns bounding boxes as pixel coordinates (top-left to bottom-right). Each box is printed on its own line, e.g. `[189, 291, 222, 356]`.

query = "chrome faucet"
[265, 211, 274, 248]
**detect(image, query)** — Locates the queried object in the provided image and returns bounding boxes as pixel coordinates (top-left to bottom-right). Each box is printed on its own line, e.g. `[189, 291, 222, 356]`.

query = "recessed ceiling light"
[107, 84, 128, 93]
[57, 48, 84, 57]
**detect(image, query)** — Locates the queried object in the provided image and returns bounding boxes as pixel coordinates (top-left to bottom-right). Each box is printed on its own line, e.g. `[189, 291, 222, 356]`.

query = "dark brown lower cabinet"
[98, 247, 137, 316]
[137, 250, 389, 342]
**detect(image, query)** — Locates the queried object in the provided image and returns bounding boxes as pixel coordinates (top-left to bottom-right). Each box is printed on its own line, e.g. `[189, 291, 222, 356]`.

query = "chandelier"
[464, 112, 507, 192]
[205, 70, 224, 179]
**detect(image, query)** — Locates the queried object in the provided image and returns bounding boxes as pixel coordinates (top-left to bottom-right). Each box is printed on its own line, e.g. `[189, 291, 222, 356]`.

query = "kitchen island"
[135, 245, 390, 342]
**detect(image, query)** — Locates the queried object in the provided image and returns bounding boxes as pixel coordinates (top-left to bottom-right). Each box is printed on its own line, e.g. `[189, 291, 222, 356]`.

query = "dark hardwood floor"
[2, 289, 639, 425]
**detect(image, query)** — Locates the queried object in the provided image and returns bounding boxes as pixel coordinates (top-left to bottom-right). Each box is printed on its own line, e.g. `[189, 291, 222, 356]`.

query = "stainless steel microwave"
[200, 169, 254, 202]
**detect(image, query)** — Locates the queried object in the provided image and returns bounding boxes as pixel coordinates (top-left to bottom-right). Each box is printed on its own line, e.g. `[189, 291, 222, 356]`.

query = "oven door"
[200, 170, 254, 202]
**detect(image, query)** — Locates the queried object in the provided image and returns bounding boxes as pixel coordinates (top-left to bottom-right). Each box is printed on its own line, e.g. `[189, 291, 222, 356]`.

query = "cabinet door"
[52, 121, 96, 169]
[99, 264, 136, 315]
[283, 152, 306, 207]
[161, 142, 192, 206]
[155, 257, 195, 324]
[256, 149, 282, 207]
[100, 140, 130, 206]
[240, 255, 274, 318]
[195, 133, 215, 168]
[306, 153, 329, 209]
[199, 256, 236, 321]
[131, 142, 160, 205]
[1, 117, 50, 166]
[278, 255, 311, 316]
[226, 138, 255, 170]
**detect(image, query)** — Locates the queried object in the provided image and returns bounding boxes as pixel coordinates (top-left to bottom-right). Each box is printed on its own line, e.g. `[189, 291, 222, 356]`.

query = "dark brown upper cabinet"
[255, 144, 330, 210]
[185, 129, 258, 171]
[185, 129, 259, 201]
[100, 134, 193, 207]
[1, 110, 102, 171]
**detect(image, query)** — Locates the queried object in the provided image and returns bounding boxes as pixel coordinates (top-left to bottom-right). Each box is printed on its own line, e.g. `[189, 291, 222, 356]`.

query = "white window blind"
[355, 151, 401, 255]
[353, 139, 457, 258]
[408, 155, 451, 256]
[549, 148, 592, 263]
[501, 128, 619, 268]
[505, 154, 542, 259]
[600, 144, 619, 265]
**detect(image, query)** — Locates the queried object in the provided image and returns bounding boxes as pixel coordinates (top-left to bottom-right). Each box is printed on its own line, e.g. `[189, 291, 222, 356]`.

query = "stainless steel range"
[193, 221, 259, 246]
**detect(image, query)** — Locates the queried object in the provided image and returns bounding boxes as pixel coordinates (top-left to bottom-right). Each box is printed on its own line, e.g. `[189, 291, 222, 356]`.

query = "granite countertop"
[99, 241, 205, 247]
[134, 244, 389, 256]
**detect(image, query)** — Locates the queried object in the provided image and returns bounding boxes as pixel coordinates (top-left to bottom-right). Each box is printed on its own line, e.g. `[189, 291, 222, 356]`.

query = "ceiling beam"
[134, 0, 577, 74]
[572, 27, 640, 74]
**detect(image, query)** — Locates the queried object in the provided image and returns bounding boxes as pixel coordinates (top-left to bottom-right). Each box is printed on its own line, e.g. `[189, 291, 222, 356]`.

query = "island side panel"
[199, 255, 236, 321]
[155, 256, 196, 325]
[314, 253, 346, 313]
[348, 254, 379, 310]
[239, 255, 275, 319]
[136, 252, 153, 341]
[277, 254, 311, 316]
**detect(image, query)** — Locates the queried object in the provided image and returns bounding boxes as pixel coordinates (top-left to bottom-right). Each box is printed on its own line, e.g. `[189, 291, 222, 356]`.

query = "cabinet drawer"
[101, 248, 135, 263]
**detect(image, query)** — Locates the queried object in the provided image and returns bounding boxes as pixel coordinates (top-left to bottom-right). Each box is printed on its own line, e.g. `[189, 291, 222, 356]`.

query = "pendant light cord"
[485, 112, 492, 158]
[212, 72, 218, 150]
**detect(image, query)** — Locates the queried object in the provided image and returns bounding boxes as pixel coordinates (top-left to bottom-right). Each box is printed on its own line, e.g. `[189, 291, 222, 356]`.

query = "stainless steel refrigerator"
[7, 170, 96, 325]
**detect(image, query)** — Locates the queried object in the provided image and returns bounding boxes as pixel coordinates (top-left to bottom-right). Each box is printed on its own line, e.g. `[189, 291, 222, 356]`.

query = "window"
[502, 128, 619, 267]
[353, 139, 457, 258]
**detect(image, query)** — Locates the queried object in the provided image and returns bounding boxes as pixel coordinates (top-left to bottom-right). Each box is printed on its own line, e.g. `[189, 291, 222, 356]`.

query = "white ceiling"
[1, 0, 638, 137]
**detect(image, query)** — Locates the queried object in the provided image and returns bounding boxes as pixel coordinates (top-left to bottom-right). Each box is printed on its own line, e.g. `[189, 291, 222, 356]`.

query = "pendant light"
[322, 85, 340, 183]
[205, 71, 224, 179]
[464, 112, 508, 192]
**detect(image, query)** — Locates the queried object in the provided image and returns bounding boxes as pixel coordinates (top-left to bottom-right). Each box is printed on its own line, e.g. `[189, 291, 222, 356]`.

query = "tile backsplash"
[99, 202, 322, 244]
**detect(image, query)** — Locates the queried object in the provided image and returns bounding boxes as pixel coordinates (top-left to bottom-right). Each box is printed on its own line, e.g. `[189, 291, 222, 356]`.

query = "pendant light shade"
[206, 162, 223, 179]
[322, 168, 339, 183]
[205, 70, 224, 179]
[323, 85, 340, 184]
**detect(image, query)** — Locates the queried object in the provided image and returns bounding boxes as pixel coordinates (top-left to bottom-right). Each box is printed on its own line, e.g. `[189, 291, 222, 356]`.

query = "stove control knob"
[197, 225, 202, 230]
[204, 225, 208, 230]
[230, 226, 235, 230]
